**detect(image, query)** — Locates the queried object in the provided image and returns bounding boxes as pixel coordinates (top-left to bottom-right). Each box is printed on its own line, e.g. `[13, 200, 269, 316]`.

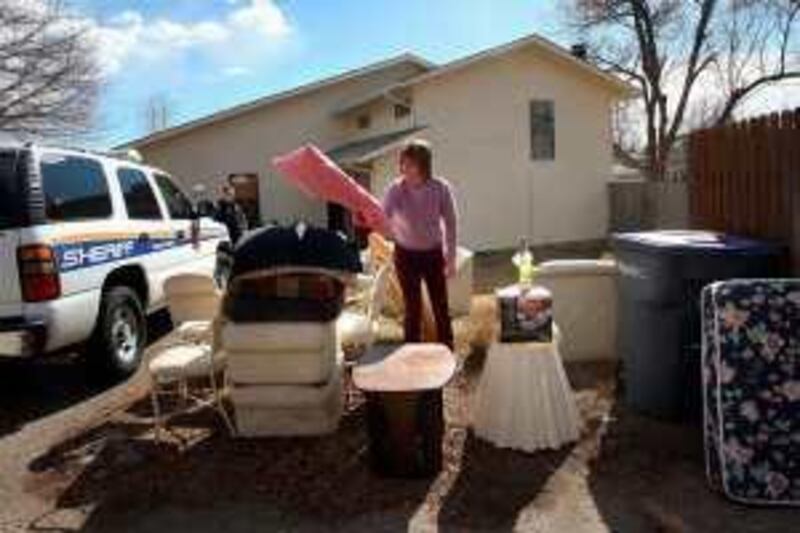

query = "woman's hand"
[444, 259, 457, 278]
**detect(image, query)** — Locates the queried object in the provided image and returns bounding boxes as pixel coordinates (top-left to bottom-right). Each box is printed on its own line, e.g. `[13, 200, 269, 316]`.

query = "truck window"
[40, 154, 112, 221]
[117, 167, 162, 220]
[0, 150, 24, 230]
[154, 174, 194, 220]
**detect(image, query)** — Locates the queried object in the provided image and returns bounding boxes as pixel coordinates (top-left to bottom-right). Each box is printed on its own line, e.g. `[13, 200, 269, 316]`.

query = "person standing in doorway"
[383, 140, 458, 350]
[215, 184, 248, 245]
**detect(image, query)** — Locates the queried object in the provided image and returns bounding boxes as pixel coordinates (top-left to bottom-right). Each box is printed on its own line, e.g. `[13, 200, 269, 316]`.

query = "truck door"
[152, 173, 215, 275]
[0, 149, 27, 317]
[0, 150, 23, 315]
[115, 166, 171, 308]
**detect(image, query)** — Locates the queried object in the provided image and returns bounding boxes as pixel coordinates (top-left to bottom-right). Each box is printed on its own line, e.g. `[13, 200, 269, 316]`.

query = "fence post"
[790, 109, 800, 274]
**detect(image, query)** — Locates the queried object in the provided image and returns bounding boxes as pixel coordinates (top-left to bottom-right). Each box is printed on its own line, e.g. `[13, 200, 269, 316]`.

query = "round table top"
[353, 343, 456, 393]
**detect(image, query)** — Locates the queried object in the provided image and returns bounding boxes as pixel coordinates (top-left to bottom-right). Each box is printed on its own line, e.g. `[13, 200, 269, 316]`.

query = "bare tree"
[712, 0, 800, 124]
[0, 0, 99, 138]
[569, 0, 799, 179]
[144, 94, 172, 133]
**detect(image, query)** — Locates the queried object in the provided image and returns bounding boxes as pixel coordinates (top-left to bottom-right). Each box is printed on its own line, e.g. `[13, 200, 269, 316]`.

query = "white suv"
[0, 143, 229, 377]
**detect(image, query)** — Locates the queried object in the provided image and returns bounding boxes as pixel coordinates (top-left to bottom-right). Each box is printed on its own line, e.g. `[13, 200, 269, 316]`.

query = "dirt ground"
[1, 250, 798, 532]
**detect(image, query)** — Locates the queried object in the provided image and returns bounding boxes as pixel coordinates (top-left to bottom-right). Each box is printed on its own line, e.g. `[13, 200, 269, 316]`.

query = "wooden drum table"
[353, 343, 456, 478]
[473, 331, 581, 453]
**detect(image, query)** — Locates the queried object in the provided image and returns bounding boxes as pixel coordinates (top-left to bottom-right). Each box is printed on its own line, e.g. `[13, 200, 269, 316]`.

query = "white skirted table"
[473, 330, 581, 452]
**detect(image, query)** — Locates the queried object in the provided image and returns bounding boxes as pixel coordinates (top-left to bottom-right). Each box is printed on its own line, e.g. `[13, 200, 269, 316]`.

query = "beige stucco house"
[121, 33, 632, 251]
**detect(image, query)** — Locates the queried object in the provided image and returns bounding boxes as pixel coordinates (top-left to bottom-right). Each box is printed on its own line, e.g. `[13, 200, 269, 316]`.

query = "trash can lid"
[612, 230, 783, 256]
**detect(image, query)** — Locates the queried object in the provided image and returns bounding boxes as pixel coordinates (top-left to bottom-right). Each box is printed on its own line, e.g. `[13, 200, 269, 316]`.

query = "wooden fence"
[689, 108, 800, 273]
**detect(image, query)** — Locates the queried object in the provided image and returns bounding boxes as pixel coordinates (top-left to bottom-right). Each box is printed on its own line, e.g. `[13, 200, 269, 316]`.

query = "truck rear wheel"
[89, 286, 147, 379]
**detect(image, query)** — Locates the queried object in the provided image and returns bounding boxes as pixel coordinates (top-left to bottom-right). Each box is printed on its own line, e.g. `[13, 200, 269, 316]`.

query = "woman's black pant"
[393, 245, 454, 350]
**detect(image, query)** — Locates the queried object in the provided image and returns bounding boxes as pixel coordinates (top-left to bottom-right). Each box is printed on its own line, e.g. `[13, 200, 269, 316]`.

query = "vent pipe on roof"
[571, 43, 588, 61]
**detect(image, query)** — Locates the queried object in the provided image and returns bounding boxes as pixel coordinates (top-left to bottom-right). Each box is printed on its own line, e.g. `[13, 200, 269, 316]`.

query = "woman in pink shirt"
[383, 140, 458, 349]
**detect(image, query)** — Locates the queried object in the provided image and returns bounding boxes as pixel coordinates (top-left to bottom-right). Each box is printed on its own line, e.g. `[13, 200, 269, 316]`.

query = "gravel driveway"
[1, 291, 799, 532]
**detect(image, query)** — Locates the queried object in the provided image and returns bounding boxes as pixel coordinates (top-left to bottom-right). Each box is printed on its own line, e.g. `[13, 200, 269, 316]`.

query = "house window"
[394, 103, 411, 120]
[530, 100, 555, 160]
[357, 113, 371, 130]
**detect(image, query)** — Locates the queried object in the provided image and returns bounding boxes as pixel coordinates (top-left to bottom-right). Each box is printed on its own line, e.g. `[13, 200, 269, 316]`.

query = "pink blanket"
[272, 144, 389, 234]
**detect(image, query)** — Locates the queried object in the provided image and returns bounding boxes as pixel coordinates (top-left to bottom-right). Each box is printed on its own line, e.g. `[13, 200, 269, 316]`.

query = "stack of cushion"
[223, 322, 338, 385]
[225, 273, 345, 323]
[224, 224, 360, 323]
[223, 320, 343, 437]
[231, 223, 361, 280]
[222, 223, 360, 437]
[230, 361, 342, 437]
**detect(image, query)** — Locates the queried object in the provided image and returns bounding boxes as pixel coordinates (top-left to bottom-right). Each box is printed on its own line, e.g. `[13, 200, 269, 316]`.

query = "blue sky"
[72, 0, 568, 148]
[70, 0, 799, 149]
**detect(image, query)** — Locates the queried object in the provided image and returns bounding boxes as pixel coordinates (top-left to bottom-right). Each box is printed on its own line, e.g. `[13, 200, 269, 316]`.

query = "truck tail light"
[18, 244, 61, 302]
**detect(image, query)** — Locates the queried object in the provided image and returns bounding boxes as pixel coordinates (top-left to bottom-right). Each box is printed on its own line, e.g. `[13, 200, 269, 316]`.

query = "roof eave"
[347, 131, 424, 164]
[328, 125, 427, 165]
[116, 53, 436, 150]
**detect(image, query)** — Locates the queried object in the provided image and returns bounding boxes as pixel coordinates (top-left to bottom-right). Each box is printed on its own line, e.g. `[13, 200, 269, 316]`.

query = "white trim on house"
[118, 53, 435, 150]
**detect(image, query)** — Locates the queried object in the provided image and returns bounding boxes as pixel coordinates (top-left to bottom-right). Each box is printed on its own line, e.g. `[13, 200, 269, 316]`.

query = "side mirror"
[196, 200, 216, 218]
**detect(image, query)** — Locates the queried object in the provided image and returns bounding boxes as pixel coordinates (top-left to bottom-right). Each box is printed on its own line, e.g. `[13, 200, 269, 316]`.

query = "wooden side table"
[473, 329, 581, 452]
[353, 343, 456, 478]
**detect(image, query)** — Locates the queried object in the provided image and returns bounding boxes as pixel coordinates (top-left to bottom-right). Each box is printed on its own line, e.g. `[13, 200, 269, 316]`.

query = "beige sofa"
[223, 320, 342, 437]
[229, 360, 343, 437]
[536, 259, 618, 362]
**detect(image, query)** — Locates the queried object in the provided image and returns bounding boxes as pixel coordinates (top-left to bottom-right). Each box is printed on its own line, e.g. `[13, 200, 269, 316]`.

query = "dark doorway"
[327, 167, 372, 249]
[228, 173, 260, 227]
[328, 202, 353, 237]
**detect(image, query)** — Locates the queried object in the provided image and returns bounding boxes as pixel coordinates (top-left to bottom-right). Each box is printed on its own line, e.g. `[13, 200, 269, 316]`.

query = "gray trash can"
[612, 231, 784, 419]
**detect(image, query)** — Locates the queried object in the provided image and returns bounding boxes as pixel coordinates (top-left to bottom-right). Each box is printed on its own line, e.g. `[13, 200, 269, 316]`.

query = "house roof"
[327, 125, 426, 165]
[322, 34, 636, 120]
[394, 33, 634, 95]
[118, 33, 634, 150]
[118, 53, 435, 150]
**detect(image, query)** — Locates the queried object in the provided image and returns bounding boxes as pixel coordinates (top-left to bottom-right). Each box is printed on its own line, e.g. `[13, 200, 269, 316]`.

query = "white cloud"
[229, 0, 291, 38]
[222, 66, 252, 77]
[89, 1, 292, 76]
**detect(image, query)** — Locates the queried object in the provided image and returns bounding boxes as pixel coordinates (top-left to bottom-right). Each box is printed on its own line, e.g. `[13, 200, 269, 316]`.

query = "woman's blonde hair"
[400, 139, 432, 180]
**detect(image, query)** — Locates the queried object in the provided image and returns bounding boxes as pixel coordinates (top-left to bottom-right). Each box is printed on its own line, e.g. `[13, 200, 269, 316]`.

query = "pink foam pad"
[272, 144, 389, 234]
